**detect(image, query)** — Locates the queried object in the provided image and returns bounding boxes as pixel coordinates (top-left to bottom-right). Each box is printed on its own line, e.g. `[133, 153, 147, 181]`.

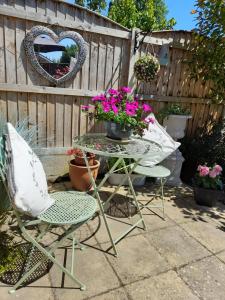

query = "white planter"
[163, 114, 192, 140]
[108, 173, 146, 186]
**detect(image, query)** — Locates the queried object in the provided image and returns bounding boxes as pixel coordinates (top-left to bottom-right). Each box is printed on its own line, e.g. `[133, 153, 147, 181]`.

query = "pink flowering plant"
[195, 164, 223, 190]
[82, 87, 154, 136]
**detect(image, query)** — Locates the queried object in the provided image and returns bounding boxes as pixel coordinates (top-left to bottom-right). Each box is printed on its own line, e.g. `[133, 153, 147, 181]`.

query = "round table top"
[73, 133, 161, 159]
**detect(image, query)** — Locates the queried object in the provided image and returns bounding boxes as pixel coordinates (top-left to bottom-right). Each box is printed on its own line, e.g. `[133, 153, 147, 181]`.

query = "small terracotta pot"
[74, 153, 95, 166]
[69, 159, 100, 191]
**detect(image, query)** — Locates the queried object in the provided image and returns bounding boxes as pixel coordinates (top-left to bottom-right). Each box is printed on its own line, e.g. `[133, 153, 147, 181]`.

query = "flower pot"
[193, 186, 224, 207]
[74, 152, 95, 166]
[105, 121, 133, 141]
[69, 159, 100, 191]
[108, 173, 146, 186]
[163, 115, 192, 140]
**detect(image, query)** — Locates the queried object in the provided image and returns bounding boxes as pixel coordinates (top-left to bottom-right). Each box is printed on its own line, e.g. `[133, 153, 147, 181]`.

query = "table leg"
[121, 159, 147, 231]
[81, 150, 118, 257]
[81, 151, 146, 256]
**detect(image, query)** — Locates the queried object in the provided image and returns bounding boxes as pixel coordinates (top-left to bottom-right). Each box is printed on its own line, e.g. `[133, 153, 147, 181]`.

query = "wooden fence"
[0, 0, 224, 177]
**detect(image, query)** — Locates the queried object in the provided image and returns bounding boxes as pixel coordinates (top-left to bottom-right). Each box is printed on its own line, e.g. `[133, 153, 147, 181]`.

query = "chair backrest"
[5, 123, 54, 217]
[139, 113, 180, 167]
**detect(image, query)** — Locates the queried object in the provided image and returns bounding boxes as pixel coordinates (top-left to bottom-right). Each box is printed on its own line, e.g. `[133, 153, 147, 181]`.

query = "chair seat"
[38, 191, 97, 225]
[132, 165, 171, 178]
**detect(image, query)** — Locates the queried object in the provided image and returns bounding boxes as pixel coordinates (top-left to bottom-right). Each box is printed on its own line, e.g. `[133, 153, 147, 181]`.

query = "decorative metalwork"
[24, 26, 87, 85]
[73, 134, 162, 159]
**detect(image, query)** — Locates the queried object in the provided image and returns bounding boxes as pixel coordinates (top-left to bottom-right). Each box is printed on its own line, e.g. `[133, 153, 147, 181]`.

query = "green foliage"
[190, 0, 225, 103]
[107, 157, 133, 173]
[0, 231, 23, 276]
[134, 54, 160, 82]
[195, 173, 223, 190]
[195, 165, 223, 191]
[180, 119, 225, 181]
[158, 104, 191, 122]
[74, 0, 107, 12]
[60, 44, 78, 65]
[108, 0, 176, 31]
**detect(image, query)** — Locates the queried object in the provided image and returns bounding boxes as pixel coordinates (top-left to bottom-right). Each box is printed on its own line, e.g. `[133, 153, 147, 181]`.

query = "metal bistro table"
[73, 133, 161, 256]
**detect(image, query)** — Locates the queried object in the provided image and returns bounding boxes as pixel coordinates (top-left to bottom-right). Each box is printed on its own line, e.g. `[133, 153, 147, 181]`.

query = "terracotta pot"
[74, 153, 95, 166]
[69, 159, 100, 191]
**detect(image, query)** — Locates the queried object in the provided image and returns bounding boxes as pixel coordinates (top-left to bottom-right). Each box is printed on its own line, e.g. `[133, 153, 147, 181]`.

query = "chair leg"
[9, 222, 87, 293]
[160, 178, 165, 220]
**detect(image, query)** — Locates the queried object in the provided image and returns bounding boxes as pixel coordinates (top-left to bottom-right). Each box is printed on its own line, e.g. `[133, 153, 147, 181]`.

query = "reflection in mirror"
[34, 35, 79, 79]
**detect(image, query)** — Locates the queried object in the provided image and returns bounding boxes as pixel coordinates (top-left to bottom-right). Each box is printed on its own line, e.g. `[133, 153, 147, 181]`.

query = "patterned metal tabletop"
[73, 133, 161, 159]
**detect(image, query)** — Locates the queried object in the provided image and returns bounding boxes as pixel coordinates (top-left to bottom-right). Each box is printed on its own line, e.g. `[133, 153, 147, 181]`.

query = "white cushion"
[6, 123, 54, 217]
[139, 113, 180, 167]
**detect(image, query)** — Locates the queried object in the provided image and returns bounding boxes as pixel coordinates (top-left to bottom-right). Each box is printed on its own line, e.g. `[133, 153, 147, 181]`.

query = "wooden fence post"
[128, 28, 138, 91]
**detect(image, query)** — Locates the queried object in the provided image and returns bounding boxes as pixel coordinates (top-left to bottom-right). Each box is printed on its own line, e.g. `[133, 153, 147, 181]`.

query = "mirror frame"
[24, 26, 87, 85]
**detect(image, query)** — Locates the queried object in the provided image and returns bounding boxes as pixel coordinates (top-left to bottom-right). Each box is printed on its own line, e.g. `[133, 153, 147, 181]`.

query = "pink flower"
[144, 117, 155, 124]
[120, 86, 132, 93]
[142, 103, 152, 112]
[133, 101, 139, 109]
[213, 164, 222, 175]
[81, 105, 90, 111]
[108, 88, 118, 95]
[66, 149, 74, 156]
[197, 165, 210, 177]
[102, 101, 111, 113]
[125, 102, 137, 116]
[209, 170, 217, 178]
[112, 104, 119, 114]
[92, 94, 106, 101]
[109, 97, 117, 105]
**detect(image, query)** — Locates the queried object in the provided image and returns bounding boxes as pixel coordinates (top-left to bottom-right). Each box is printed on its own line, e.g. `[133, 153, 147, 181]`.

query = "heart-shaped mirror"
[24, 26, 87, 85]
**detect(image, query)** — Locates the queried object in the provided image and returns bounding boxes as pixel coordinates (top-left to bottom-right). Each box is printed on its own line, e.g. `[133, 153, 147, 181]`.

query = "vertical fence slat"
[55, 94, 64, 147]
[64, 95, 72, 147]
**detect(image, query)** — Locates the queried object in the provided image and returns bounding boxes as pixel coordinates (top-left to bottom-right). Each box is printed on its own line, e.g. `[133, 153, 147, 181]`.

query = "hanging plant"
[134, 54, 160, 82]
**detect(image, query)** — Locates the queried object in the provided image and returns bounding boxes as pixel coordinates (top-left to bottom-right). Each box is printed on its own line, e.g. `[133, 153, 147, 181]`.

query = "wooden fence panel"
[0, 1, 224, 178]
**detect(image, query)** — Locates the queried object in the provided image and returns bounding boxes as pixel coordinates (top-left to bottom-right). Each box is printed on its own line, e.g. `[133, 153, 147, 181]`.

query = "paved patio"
[1, 180, 225, 300]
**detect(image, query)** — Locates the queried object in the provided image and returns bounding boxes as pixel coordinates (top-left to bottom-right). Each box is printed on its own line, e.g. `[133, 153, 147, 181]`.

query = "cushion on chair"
[139, 113, 180, 167]
[6, 123, 54, 217]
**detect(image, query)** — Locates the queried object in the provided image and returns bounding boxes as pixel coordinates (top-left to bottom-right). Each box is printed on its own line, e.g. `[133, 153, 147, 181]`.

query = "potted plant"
[66, 148, 100, 192]
[158, 104, 192, 140]
[193, 164, 224, 207]
[67, 148, 95, 166]
[134, 54, 160, 82]
[83, 87, 153, 141]
[107, 157, 146, 187]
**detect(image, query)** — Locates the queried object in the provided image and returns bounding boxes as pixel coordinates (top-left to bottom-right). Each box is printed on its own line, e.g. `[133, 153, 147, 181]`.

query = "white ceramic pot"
[108, 173, 146, 186]
[163, 114, 192, 140]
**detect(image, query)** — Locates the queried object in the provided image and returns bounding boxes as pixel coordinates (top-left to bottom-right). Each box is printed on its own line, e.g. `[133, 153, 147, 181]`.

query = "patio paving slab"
[139, 206, 177, 231]
[180, 220, 225, 254]
[50, 246, 121, 300]
[107, 234, 170, 285]
[90, 287, 129, 300]
[126, 270, 199, 300]
[0, 274, 54, 300]
[2, 182, 225, 299]
[216, 250, 225, 263]
[144, 225, 211, 268]
[88, 213, 143, 248]
[178, 256, 225, 300]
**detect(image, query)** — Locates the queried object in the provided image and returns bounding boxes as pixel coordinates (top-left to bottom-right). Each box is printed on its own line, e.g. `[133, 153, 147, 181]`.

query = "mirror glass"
[34, 35, 79, 78]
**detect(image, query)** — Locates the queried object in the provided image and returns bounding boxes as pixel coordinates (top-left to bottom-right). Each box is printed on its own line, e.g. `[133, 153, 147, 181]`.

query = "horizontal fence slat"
[0, 6, 131, 39]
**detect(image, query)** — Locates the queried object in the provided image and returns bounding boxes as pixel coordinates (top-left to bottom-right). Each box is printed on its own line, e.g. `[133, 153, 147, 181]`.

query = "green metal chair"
[132, 164, 171, 220]
[1, 135, 97, 293]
